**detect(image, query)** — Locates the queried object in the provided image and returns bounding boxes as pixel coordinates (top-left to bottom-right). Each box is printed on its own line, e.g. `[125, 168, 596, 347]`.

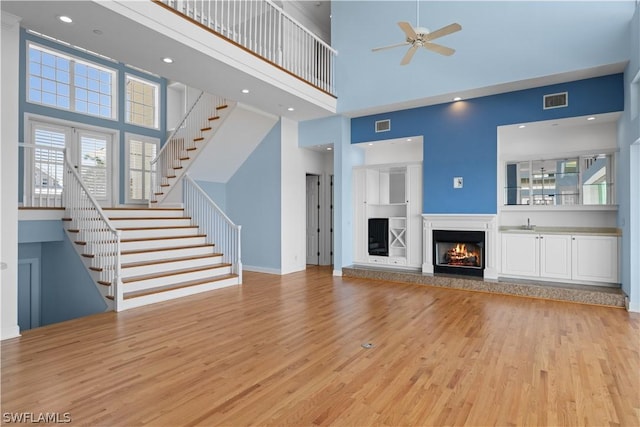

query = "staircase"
[150, 91, 234, 206]
[65, 206, 239, 310]
[61, 89, 242, 312]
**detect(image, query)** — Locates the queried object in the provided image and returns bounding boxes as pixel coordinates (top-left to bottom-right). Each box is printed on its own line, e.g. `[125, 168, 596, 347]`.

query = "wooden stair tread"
[121, 244, 215, 255]
[179, 157, 190, 161]
[121, 253, 223, 269]
[193, 137, 204, 142]
[208, 116, 220, 121]
[110, 216, 190, 221]
[186, 147, 197, 151]
[122, 263, 232, 283]
[201, 127, 212, 132]
[217, 104, 228, 110]
[117, 225, 198, 231]
[113, 273, 238, 300]
[165, 174, 177, 179]
[103, 207, 184, 211]
[121, 234, 207, 243]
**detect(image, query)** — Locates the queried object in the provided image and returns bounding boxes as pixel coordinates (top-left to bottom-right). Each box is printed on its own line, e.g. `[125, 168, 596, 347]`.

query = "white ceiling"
[1, 1, 635, 122]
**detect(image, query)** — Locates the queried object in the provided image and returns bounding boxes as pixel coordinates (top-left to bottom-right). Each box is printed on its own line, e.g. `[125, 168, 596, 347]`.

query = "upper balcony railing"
[156, 0, 337, 96]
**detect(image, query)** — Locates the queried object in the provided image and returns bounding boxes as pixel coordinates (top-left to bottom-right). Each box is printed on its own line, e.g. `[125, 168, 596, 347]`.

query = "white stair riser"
[111, 218, 192, 228]
[121, 246, 215, 263]
[119, 277, 239, 311]
[121, 236, 207, 251]
[103, 209, 185, 218]
[120, 256, 223, 278]
[119, 227, 200, 240]
[125, 266, 232, 292]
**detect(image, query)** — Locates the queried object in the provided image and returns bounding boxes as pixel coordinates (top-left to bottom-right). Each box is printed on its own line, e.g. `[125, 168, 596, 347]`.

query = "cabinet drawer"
[368, 256, 388, 264]
[388, 257, 407, 266]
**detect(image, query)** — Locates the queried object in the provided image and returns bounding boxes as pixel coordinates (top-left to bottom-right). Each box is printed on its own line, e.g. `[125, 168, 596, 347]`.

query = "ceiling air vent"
[543, 92, 568, 110]
[375, 119, 391, 133]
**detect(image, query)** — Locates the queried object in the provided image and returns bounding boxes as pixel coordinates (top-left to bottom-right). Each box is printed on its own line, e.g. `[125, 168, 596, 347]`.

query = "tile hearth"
[342, 265, 626, 308]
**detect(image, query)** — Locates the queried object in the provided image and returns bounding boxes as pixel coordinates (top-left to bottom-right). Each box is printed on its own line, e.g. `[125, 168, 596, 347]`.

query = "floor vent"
[543, 92, 568, 109]
[375, 119, 391, 133]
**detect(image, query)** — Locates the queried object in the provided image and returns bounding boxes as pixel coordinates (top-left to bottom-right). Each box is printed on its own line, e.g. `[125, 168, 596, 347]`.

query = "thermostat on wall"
[454, 177, 463, 189]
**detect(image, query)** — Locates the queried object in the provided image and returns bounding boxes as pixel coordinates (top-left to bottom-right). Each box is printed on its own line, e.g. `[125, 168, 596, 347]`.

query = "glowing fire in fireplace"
[445, 243, 480, 267]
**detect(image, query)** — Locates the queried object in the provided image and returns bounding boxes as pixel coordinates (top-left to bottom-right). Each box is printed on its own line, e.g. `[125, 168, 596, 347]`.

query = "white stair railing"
[150, 91, 227, 204]
[64, 155, 123, 310]
[157, 0, 337, 95]
[183, 174, 242, 282]
[19, 143, 65, 208]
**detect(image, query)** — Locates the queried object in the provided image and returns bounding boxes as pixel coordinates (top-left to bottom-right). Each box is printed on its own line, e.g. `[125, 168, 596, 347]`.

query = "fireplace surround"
[422, 214, 498, 279]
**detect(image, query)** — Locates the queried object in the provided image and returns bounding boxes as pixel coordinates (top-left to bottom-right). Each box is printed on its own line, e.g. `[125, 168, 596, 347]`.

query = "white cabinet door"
[353, 169, 367, 263]
[501, 233, 539, 277]
[572, 235, 618, 283]
[539, 234, 572, 280]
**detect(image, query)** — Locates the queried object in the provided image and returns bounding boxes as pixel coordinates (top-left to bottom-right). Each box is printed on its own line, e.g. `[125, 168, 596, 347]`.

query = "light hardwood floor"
[2, 267, 639, 426]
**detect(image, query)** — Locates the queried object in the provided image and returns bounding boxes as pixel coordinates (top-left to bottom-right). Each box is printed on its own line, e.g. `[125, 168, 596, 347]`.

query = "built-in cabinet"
[501, 231, 619, 284]
[353, 163, 422, 269]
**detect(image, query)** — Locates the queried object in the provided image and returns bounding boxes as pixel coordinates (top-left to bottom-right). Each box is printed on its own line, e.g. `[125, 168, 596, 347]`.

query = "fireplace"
[432, 230, 485, 277]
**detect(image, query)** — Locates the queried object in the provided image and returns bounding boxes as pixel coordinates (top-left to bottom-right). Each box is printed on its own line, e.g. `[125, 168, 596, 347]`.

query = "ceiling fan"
[372, 2, 462, 65]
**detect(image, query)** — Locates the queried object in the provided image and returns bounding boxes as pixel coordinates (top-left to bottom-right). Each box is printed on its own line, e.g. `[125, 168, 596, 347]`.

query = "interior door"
[306, 175, 320, 265]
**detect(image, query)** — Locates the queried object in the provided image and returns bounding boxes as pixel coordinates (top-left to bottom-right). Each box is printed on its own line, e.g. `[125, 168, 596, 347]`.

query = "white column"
[1, 12, 22, 340]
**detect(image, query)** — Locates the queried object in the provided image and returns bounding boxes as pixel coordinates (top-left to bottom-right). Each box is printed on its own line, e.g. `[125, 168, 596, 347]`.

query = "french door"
[27, 120, 115, 207]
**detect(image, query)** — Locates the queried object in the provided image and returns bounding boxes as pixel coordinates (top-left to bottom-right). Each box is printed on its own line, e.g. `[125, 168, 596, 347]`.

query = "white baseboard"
[1, 325, 20, 340]
[628, 297, 640, 313]
[333, 269, 342, 276]
[243, 265, 282, 275]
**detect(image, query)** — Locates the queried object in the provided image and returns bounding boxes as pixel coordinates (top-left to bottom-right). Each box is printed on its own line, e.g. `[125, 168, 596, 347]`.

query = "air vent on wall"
[543, 92, 568, 109]
[375, 119, 391, 133]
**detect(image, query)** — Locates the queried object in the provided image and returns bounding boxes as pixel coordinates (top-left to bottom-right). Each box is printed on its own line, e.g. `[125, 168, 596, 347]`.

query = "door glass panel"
[80, 133, 108, 201]
[32, 127, 65, 203]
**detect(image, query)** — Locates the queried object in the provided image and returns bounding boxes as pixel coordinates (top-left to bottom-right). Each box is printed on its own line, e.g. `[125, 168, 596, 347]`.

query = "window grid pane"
[128, 139, 158, 201]
[125, 76, 158, 129]
[28, 43, 115, 119]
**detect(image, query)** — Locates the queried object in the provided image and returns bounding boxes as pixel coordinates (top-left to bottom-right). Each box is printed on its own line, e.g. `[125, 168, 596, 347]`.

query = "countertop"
[499, 226, 621, 236]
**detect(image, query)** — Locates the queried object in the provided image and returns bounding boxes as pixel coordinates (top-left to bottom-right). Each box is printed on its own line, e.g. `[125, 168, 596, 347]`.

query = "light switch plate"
[454, 177, 463, 189]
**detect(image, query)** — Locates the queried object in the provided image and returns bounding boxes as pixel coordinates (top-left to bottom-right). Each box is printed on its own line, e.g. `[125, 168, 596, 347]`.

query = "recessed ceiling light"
[518, 125, 526, 129]
[58, 15, 73, 23]
[287, 107, 295, 111]
[453, 97, 462, 101]
[587, 116, 596, 121]
[241, 89, 249, 94]
[368, 143, 373, 146]
[407, 138, 412, 142]
[326, 147, 332, 151]
[92, 29, 103, 35]
[162, 57, 174, 64]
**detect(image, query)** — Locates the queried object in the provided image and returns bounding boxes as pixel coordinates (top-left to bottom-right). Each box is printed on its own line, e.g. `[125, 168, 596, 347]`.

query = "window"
[126, 134, 159, 203]
[27, 43, 116, 119]
[504, 154, 615, 206]
[27, 124, 67, 206]
[125, 75, 159, 129]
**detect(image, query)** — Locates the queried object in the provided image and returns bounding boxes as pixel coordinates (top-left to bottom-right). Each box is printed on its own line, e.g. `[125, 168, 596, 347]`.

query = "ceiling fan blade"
[372, 42, 411, 52]
[398, 21, 417, 40]
[424, 42, 455, 56]
[424, 23, 462, 41]
[400, 45, 419, 65]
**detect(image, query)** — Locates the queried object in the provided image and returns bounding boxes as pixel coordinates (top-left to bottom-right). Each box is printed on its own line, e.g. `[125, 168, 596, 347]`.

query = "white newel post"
[422, 214, 498, 280]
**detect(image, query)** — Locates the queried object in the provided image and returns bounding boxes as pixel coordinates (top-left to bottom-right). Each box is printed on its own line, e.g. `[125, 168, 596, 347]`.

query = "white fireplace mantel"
[422, 214, 498, 279]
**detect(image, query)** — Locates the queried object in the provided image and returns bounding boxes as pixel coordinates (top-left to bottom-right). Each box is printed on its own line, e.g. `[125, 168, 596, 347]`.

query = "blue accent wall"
[18, 223, 105, 328]
[40, 234, 107, 325]
[226, 122, 281, 270]
[18, 220, 64, 243]
[351, 74, 624, 214]
[18, 30, 167, 205]
[196, 180, 227, 211]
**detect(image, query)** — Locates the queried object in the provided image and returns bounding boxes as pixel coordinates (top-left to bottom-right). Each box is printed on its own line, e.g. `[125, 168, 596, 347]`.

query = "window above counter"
[503, 153, 616, 208]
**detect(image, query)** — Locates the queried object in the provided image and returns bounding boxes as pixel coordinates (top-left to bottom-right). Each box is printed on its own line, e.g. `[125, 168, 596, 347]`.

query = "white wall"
[1, 12, 21, 340]
[280, 117, 306, 274]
